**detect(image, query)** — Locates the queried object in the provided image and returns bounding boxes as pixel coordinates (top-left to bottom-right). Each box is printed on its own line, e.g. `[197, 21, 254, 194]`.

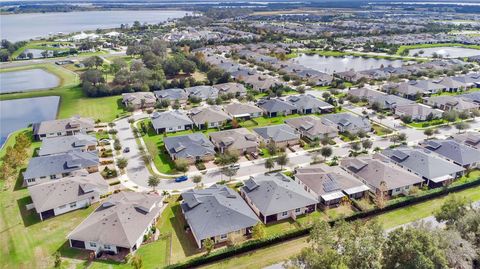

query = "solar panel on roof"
[323, 179, 340, 193]
[392, 150, 409, 161]
[426, 141, 442, 150]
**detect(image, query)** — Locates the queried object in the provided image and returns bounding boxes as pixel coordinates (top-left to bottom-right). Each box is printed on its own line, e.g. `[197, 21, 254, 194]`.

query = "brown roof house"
[294, 164, 369, 208]
[253, 124, 300, 148]
[28, 172, 108, 221]
[209, 128, 258, 155]
[68, 192, 163, 255]
[189, 106, 232, 129]
[122, 92, 156, 110]
[285, 116, 338, 141]
[33, 116, 95, 141]
[223, 102, 263, 119]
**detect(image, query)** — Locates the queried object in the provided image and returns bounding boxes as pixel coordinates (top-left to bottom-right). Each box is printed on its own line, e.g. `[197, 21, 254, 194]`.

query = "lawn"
[372, 123, 393, 136]
[407, 118, 458, 128]
[0, 64, 126, 122]
[396, 43, 480, 56]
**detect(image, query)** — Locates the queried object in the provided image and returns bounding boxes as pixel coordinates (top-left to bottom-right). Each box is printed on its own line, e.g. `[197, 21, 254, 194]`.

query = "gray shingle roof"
[28, 172, 108, 212]
[322, 112, 371, 132]
[189, 106, 232, 125]
[285, 116, 337, 139]
[68, 192, 163, 249]
[241, 173, 317, 215]
[23, 151, 99, 180]
[451, 132, 480, 149]
[186, 86, 219, 100]
[253, 124, 300, 143]
[209, 128, 258, 151]
[286, 94, 333, 111]
[257, 98, 296, 113]
[154, 88, 188, 101]
[151, 110, 193, 130]
[164, 133, 215, 159]
[223, 103, 263, 117]
[213, 82, 247, 95]
[38, 134, 97, 156]
[421, 139, 480, 166]
[181, 185, 259, 242]
[381, 147, 465, 180]
[33, 116, 94, 136]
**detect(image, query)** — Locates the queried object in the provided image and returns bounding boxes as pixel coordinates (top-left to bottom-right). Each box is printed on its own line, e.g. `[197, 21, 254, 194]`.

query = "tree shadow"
[13, 168, 27, 191]
[169, 204, 203, 257]
[16, 195, 41, 227]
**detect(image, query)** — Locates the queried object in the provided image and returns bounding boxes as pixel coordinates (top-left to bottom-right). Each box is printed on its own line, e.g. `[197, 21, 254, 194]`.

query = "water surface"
[0, 96, 60, 147]
[0, 69, 60, 93]
[2, 10, 190, 42]
[409, 47, 480, 58]
[292, 54, 403, 74]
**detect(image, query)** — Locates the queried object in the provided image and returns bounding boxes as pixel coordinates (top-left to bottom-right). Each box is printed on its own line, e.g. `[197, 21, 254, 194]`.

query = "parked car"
[99, 138, 110, 145]
[175, 175, 188, 182]
[230, 163, 240, 170]
[250, 152, 259, 159]
[123, 147, 130, 153]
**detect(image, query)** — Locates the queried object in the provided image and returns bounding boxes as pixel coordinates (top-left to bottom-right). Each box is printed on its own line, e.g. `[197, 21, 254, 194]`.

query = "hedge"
[166, 177, 480, 269]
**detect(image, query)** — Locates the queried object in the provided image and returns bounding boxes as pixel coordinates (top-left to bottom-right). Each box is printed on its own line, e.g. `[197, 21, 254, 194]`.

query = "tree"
[207, 67, 224, 84]
[350, 141, 361, 152]
[163, 58, 181, 77]
[361, 139, 373, 150]
[216, 151, 239, 166]
[82, 56, 103, 69]
[383, 227, 448, 269]
[436, 229, 477, 269]
[266, 141, 277, 156]
[375, 181, 388, 209]
[276, 153, 288, 170]
[181, 60, 196, 75]
[192, 175, 202, 188]
[424, 128, 434, 138]
[148, 175, 160, 192]
[174, 159, 189, 174]
[116, 157, 128, 171]
[203, 238, 215, 254]
[53, 251, 61, 268]
[443, 110, 458, 122]
[455, 122, 469, 133]
[434, 195, 469, 226]
[252, 223, 266, 240]
[221, 166, 237, 181]
[130, 254, 143, 269]
[265, 158, 275, 172]
[320, 146, 332, 161]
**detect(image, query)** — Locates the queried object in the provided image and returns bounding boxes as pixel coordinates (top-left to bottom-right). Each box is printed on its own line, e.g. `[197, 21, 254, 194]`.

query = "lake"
[1, 10, 191, 42]
[409, 47, 480, 58]
[0, 96, 60, 147]
[292, 54, 403, 74]
[0, 69, 60, 94]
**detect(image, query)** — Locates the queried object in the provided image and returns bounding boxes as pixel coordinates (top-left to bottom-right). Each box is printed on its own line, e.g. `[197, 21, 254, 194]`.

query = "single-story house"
[257, 98, 297, 117]
[23, 151, 99, 186]
[28, 172, 108, 221]
[164, 133, 216, 164]
[122, 92, 156, 110]
[394, 103, 443, 121]
[223, 102, 263, 119]
[294, 164, 369, 208]
[322, 112, 371, 134]
[340, 154, 424, 197]
[419, 139, 480, 169]
[450, 132, 480, 150]
[213, 82, 247, 97]
[423, 96, 479, 112]
[381, 147, 465, 188]
[68, 192, 163, 255]
[154, 88, 188, 104]
[286, 94, 334, 114]
[33, 116, 95, 141]
[150, 110, 193, 134]
[240, 173, 317, 223]
[38, 134, 97, 156]
[369, 94, 415, 110]
[186, 86, 219, 100]
[209, 128, 258, 154]
[348, 87, 385, 100]
[189, 106, 232, 129]
[253, 124, 300, 148]
[181, 185, 259, 248]
[285, 116, 338, 141]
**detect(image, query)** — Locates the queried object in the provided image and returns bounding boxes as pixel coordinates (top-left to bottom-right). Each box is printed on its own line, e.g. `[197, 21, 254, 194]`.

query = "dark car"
[175, 175, 188, 182]
[123, 147, 130, 153]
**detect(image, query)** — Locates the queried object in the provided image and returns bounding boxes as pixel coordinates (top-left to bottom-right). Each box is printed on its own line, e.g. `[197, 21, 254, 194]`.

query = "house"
[294, 164, 369, 208]
[33, 116, 95, 140]
[213, 82, 247, 97]
[437, 77, 469, 92]
[23, 151, 100, 186]
[450, 132, 480, 150]
[223, 102, 263, 119]
[419, 139, 480, 169]
[154, 88, 188, 104]
[181, 185, 259, 248]
[243, 74, 281, 92]
[209, 128, 258, 154]
[461, 91, 480, 104]
[253, 124, 300, 148]
[381, 147, 465, 188]
[322, 113, 371, 134]
[189, 106, 232, 129]
[186, 86, 219, 100]
[285, 116, 338, 141]
[163, 133, 216, 164]
[122, 92, 156, 110]
[369, 94, 415, 110]
[28, 172, 108, 221]
[150, 110, 193, 134]
[340, 155, 424, 197]
[257, 98, 297, 117]
[286, 94, 334, 114]
[38, 134, 97, 156]
[240, 173, 317, 223]
[394, 103, 443, 121]
[68, 192, 163, 255]
[348, 87, 385, 100]
[423, 96, 479, 112]
[386, 80, 445, 100]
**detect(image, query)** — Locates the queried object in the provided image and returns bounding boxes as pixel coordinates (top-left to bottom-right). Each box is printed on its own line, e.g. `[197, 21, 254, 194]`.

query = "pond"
[0, 69, 60, 94]
[292, 54, 403, 74]
[409, 47, 480, 58]
[0, 96, 60, 147]
[1, 10, 191, 42]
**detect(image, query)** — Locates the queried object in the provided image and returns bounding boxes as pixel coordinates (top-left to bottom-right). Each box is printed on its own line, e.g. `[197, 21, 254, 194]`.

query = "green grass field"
[0, 63, 126, 122]
[396, 43, 480, 56]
